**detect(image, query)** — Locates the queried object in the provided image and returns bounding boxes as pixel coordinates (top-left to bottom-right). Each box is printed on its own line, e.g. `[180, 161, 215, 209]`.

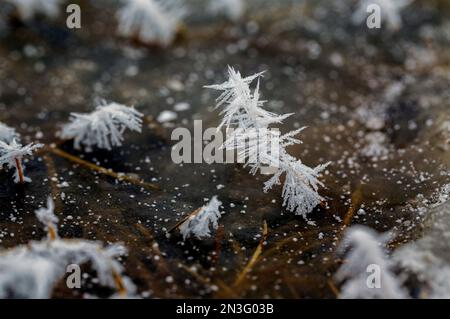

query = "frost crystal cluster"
[117, 0, 186, 46]
[6, 0, 63, 20]
[335, 225, 407, 299]
[208, 0, 245, 22]
[392, 201, 450, 298]
[0, 197, 136, 299]
[352, 0, 412, 31]
[60, 102, 143, 152]
[179, 196, 222, 240]
[0, 139, 43, 183]
[35, 197, 59, 240]
[205, 67, 330, 217]
[0, 122, 19, 143]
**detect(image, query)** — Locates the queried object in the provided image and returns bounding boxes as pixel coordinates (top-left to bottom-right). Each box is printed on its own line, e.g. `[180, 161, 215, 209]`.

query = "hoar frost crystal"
[206, 67, 330, 217]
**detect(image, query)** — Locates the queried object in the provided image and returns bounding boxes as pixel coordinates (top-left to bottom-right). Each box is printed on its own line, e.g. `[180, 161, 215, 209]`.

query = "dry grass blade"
[233, 220, 269, 288]
[112, 270, 127, 297]
[168, 207, 202, 233]
[178, 263, 237, 298]
[178, 263, 210, 285]
[42, 153, 65, 211]
[343, 185, 363, 227]
[327, 278, 340, 298]
[135, 223, 171, 275]
[327, 185, 364, 296]
[260, 225, 336, 258]
[46, 146, 160, 190]
[211, 224, 224, 265]
[14, 158, 25, 184]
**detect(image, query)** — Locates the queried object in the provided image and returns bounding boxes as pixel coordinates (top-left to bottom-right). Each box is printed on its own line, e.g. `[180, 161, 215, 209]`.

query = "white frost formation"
[335, 225, 407, 299]
[60, 102, 143, 152]
[0, 197, 136, 298]
[0, 139, 43, 183]
[179, 196, 222, 240]
[205, 67, 330, 217]
[7, 0, 63, 20]
[209, 0, 245, 22]
[35, 196, 59, 240]
[0, 122, 19, 143]
[393, 201, 450, 298]
[117, 0, 186, 46]
[352, 0, 412, 31]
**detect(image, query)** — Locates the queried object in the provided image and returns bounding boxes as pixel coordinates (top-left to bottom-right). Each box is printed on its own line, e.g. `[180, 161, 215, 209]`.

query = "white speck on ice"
[165, 276, 174, 283]
[157, 110, 177, 123]
[173, 102, 190, 112]
[125, 65, 139, 77]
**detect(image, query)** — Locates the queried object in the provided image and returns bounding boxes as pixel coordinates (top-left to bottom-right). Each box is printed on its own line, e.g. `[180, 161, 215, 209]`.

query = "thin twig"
[343, 185, 363, 227]
[46, 146, 160, 190]
[328, 185, 364, 296]
[48, 224, 57, 241]
[168, 207, 202, 233]
[233, 220, 269, 287]
[211, 224, 224, 265]
[14, 158, 24, 184]
[327, 278, 340, 298]
[112, 270, 127, 297]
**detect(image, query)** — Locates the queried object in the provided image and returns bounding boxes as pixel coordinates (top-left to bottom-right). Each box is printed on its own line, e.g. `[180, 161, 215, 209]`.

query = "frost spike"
[206, 67, 330, 217]
[178, 196, 223, 240]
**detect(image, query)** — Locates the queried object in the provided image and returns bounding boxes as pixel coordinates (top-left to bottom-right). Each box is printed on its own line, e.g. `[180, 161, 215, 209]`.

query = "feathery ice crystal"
[352, 0, 412, 31]
[0, 122, 19, 143]
[205, 67, 330, 218]
[117, 0, 186, 46]
[335, 225, 407, 299]
[0, 139, 43, 184]
[208, 0, 245, 22]
[35, 196, 59, 240]
[179, 196, 222, 240]
[60, 102, 143, 152]
[0, 197, 136, 298]
[6, 0, 63, 20]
